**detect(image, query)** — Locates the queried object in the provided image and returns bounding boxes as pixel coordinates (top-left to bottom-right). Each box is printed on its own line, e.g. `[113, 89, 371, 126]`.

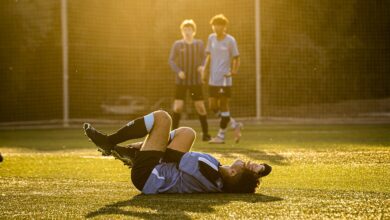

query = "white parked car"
[101, 96, 148, 115]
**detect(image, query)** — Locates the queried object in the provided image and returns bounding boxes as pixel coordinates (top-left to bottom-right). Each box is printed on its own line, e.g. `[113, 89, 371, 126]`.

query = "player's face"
[181, 27, 195, 39]
[231, 159, 265, 175]
[245, 161, 265, 174]
[212, 24, 225, 35]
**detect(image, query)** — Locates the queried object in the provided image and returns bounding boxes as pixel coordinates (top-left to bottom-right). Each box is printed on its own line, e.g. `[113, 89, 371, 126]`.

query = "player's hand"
[178, 71, 186, 79]
[201, 71, 208, 84]
[224, 72, 232, 77]
[197, 66, 204, 73]
[224, 72, 237, 78]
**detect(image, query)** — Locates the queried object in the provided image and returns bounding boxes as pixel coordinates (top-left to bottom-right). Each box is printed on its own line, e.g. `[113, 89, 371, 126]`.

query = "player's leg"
[111, 127, 177, 168]
[218, 98, 243, 143]
[167, 127, 196, 152]
[112, 126, 191, 167]
[194, 100, 207, 115]
[84, 110, 159, 155]
[208, 86, 220, 115]
[172, 85, 186, 129]
[162, 127, 196, 164]
[113, 126, 194, 157]
[111, 141, 143, 167]
[220, 86, 243, 143]
[194, 101, 211, 141]
[209, 97, 219, 114]
[139, 110, 171, 152]
[208, 86, 227, 144]
[209, 86, 242, 143]
[209, 96, 230, 144]
[191, 85, 211, 141]
[130, 110, 172, 191]
[172, 99, 184, 129]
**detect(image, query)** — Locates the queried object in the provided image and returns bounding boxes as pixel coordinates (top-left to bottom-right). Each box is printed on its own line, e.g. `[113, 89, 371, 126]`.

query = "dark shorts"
[175, 85, 204, 101]
[209, 86, 231, 98]
[131, 149, 185, 191]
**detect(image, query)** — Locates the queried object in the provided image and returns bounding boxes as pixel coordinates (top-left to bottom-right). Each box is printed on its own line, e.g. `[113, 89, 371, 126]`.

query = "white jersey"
[205, 33, 240, 86]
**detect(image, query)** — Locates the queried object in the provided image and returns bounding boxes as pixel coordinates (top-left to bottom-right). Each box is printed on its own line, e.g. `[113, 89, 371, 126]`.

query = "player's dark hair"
[210, 14, 229, 26]
[222, 168, 260, 193]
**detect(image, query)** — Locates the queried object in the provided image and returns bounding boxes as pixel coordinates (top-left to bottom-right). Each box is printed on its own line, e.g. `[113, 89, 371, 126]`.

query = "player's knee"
[173, 105, 184, 113]
[195, 104, 207, 115]
[154, 110, 172, 124]
[177, 127, 196, 140]
[197, 108, 207, 115]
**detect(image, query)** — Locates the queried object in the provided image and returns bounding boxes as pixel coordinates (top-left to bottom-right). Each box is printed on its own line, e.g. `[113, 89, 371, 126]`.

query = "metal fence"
[1, 0, 389, 126]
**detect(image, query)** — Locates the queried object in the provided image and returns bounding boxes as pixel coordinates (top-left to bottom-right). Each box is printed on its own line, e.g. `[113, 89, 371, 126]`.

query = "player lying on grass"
[83, 110, 271, 194]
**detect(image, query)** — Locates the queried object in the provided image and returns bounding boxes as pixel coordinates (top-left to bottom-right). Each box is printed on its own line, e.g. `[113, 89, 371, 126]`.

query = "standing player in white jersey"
[202, 14, 243, 144]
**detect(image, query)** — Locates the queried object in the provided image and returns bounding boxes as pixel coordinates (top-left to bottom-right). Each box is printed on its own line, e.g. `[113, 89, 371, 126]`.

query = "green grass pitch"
[0, 124, 389, 219]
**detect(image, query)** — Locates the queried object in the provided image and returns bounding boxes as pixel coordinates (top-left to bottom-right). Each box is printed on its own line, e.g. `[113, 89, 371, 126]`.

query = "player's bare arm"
[178, 71, 186, 79]
[202, 54, 210, 83]
[225, 56, 240, 77]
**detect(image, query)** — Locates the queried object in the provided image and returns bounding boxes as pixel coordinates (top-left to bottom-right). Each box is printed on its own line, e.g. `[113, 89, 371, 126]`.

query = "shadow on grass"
[197, 146, 289, 165]
[86, 193, 283, 219]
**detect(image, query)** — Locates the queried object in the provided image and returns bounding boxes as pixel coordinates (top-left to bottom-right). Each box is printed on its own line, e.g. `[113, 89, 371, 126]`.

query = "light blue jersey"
[142, 152, 224, 194]
[205, 33, 240, 86]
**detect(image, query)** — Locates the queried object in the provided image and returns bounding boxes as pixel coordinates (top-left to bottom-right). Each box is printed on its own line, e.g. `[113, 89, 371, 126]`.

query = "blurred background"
[1, 0, 389, 127]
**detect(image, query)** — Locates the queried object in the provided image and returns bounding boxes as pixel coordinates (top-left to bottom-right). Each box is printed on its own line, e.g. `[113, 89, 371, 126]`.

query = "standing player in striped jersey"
[202, 14, 243, 144]
[169, 19, 211, 141]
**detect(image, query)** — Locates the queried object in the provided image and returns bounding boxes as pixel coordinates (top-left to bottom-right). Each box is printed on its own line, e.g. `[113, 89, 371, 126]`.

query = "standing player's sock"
[108, 113, 154, 145]
[172, 112, 181, 129]
[218, 112, 231, 139]
[217, 128, 227, 139]
[198, 114, 209, 135]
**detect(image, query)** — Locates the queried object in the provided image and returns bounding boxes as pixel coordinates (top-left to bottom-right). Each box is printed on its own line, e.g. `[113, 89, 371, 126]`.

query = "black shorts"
[131, 149, 185, 191]
[175, 85, 204, 101]
[209, 86, 231, 98]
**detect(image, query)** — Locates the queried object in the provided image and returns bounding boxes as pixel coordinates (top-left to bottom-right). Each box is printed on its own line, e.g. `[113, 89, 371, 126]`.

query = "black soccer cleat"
[111, 145, 138, 168]
[202, 134, 211, 142]
[83, 123, 114, 156]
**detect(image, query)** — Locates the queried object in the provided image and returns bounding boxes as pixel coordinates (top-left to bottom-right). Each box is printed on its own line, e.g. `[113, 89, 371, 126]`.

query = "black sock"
[108, 117, 150, 145]
[198, 114, 209, 135]
[220, 116, 231, 129]
[172, 112, 181, 129]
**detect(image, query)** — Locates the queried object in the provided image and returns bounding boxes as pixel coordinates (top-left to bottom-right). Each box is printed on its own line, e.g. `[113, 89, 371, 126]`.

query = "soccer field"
[0, 124, 389, 219]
